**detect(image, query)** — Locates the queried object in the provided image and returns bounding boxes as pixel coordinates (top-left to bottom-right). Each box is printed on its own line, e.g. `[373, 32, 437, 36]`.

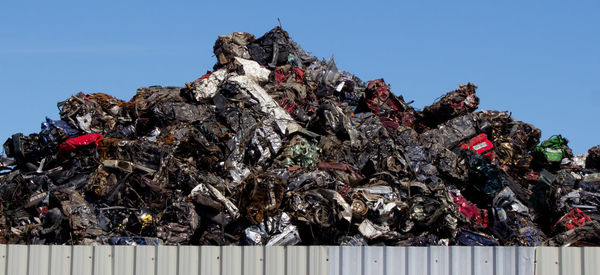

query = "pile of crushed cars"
[1, 27, 599, 246]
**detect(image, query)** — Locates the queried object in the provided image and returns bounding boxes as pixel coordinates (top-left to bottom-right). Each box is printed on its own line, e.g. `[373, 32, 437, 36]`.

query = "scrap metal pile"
[1, 27, 599, 246]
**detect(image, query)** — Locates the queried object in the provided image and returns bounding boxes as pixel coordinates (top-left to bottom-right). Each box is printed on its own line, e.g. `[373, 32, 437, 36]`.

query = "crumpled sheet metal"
[545, 220, 600, 246]
[286, 170, 331, 190]
[448, 188, 488, 228]
[186, 69, 228, 101]
[586, 145, 600, 170]
[41, 117, 80, 145]
[0, 157, 15, 170]
[276, 135, 321, 169]
[244, 213, 301, 246]
[421, 113, 478, 148]
[1, 26, 599, 247]
[246, 26, 315, 68]
[225, 117, 284, 183]
[358, 219, 390, 239]
[189, 182, 240, 220]
[234, 57, 271, 83]
[58, 134, 103, 155]
[226, 74, 301, 135]
[422, 83, 479, 127]
[493, 187, 529, 214]
[213, 32, 255, 67]
[238, 173, 286, 225]
[57, 92, 133, 135]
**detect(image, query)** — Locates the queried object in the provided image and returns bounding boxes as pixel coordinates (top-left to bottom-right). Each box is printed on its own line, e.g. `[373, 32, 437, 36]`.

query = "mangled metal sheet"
[1, 26, 599, 248]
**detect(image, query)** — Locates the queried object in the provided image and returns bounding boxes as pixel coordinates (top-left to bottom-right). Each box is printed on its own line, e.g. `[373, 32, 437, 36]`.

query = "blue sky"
[1, 1, 598, 154]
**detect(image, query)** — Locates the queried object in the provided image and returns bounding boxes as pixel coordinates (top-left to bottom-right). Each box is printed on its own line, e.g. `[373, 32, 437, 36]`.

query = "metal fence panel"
[0, 245, 597, 275]
[339, 246, 362, 275]
[536, 247, 560, 275]
[517, 247, 536, 275]
[583, 247, 600, 275]
[308, 246, 328, 275]
[113, 245, 134, 275]
[50, 245, 72, 275]
[7, 245, 27, 275]
[28, 244, 49, 275]
[407, 247, 428, 275]
[156, 245, 177, 275]
[93, 245, 113, 275]
[473, 246, 493, 275]
[287, 246, 307, 275]
[177, 246, 199, 275]
[265, 246, 284, 275]
[200, 246, 221, 275]
[384, 246, 408, 275]
[429, 246, 449, 275]
[535, 247, 600, 275]
[325, 246, 535, 275]
[243, 246, 263, 275]
[327, 246, 341, 275]
[494, 246, 516, 275]
[364, 246, 384, 275]
[449, 246, 471, 275]
[134, 245, 156, 275]
[72, 246, 93, 275]
[221, 246, 242, 275]
[0, 245, 6, 275]
[561, 247, 583, 275]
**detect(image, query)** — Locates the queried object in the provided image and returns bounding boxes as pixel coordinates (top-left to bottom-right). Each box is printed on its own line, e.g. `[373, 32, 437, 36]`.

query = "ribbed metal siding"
[327, 246, 535, 275]
[0, 245, 597, 275]
[535, 247, 600, 275]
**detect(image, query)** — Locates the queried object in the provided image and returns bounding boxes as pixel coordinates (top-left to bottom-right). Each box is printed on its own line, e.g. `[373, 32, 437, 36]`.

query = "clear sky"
[1, 1, 598, 154]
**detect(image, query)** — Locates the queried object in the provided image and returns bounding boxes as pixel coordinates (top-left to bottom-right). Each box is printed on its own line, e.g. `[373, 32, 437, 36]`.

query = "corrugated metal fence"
[0, 245, 598, 275]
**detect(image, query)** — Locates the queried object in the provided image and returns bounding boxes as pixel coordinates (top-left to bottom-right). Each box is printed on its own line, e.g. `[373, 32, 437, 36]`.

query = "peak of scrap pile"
[1, 27, 599, 246]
